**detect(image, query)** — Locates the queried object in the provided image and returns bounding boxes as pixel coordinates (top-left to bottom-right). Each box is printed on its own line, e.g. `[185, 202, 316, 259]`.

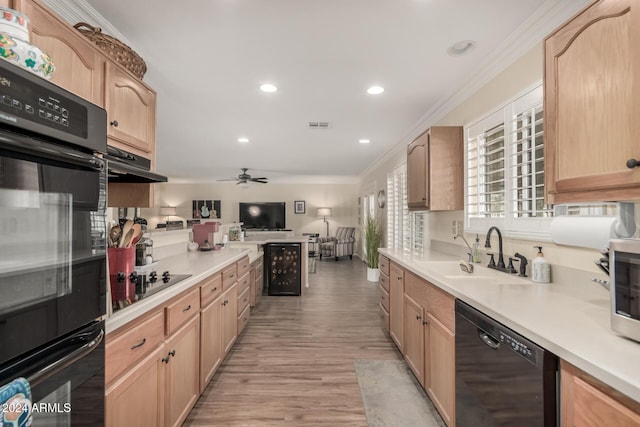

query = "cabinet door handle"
[130, 338, 146, 350]
[110, 120, 119, 127]
[161, 356, 170, 364]
[182, 304, 192, 312]
[422, 197, 426, 201]
[627, 159, 640, 169]
[168, 350, 176, 357]
[211, 287, 218, 293]
[416, 315, 421, 321]
[422, 320, 428, 326]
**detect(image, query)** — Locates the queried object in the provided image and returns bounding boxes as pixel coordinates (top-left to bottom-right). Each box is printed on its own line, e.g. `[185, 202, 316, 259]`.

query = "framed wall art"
[192, 200, 221, 219]
[294, 200, 305, 214]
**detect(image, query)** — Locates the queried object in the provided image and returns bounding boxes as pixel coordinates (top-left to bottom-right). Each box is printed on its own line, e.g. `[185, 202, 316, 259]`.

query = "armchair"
[319, 227, 355, 261]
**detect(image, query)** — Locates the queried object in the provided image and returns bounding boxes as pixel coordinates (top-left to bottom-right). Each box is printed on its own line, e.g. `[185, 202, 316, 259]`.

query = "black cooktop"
[112, 271, 192, 312]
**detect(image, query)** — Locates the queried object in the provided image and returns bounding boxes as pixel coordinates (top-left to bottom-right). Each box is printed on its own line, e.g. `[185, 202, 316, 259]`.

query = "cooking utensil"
[120, 228, 136, 248]
[130, 223, 143, 247]
[119, 220, 133, 247]
[109, 225, 122, 248]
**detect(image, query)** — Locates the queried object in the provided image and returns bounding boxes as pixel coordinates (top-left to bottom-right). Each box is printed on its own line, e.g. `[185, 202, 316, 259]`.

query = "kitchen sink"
[417, 260, 531, 285]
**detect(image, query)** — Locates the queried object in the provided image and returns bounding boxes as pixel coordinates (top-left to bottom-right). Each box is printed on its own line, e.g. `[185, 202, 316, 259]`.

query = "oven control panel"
[0, 60, 106, 153]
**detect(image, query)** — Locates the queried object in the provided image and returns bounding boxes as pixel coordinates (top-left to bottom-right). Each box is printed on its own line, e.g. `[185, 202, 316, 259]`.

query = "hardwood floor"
[184, 258, 402, 426]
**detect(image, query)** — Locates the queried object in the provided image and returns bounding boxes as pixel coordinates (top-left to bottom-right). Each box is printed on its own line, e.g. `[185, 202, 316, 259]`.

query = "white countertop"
[379, 248, 640, 404]
[106, 247, 256, 334]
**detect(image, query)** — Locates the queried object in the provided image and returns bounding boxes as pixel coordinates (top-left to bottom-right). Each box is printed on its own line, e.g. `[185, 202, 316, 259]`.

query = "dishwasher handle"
[478, 330, 500, 350]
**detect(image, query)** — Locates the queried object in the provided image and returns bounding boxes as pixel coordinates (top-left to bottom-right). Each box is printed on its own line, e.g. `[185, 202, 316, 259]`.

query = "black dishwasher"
[455, 300, 558, 426]
[266, 243, 301, 295]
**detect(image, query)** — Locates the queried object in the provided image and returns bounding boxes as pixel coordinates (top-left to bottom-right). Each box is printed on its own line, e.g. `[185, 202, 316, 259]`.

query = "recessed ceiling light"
[367, 86, 384, 95]
[238, 137, 249, 143]
[447, 40, 476, 56]
[359, 139, 370, 144]
[259, 83, 278, 93]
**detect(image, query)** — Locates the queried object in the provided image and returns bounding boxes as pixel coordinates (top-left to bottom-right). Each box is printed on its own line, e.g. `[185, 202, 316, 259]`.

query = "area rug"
[354, 360, 445, 427]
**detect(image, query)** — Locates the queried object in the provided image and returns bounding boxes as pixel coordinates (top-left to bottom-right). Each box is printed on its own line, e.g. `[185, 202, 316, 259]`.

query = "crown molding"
[359, 0, 590, 184]
[40, 0, 135, 47]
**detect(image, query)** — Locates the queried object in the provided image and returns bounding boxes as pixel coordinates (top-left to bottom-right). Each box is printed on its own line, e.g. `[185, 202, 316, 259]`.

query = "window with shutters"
[387, 163, 426, 254]
[466, 83, 553, 238]
[465, 83, 614, 239]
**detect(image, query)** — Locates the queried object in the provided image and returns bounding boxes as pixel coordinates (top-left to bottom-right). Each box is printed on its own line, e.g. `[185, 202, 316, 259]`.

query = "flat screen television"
[239, 202, 286, 230]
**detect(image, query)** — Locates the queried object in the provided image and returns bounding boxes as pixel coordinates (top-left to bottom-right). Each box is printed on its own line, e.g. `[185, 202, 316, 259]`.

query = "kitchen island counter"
[379, 248, 640, 404]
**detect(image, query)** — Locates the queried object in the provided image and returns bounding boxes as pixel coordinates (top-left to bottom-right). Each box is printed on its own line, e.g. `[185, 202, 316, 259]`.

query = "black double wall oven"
[0, 60, 107, 426]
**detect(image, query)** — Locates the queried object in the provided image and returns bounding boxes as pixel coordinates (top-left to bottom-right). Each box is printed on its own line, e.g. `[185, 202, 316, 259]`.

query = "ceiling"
[62, 0, 588, 184]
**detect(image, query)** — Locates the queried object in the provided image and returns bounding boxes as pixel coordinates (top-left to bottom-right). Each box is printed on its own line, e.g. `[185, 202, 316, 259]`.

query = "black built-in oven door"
[0, 130, 107, 365]
[0, 320, 105, 426]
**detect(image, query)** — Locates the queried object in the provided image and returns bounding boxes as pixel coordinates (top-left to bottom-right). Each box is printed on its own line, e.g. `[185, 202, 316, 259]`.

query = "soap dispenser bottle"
[472, 234, 482, 263]
[532, 245, 551, 283]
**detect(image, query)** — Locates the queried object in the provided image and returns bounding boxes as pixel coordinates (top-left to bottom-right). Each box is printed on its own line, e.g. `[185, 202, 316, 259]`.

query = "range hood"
[105, 146, 168, 183]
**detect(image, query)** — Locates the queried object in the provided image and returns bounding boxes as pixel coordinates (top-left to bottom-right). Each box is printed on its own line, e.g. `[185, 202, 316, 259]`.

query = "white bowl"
[0, 32, 55, 80]
[0, 7, 29, 42]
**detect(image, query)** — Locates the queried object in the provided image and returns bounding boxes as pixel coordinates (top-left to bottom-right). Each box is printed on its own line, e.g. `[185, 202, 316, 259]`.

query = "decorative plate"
[0, 32, 55, 80]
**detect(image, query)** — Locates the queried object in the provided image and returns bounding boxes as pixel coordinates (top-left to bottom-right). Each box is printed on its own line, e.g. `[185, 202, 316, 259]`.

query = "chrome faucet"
[484, 226, 506, 271]
[454, 231, 473, 262]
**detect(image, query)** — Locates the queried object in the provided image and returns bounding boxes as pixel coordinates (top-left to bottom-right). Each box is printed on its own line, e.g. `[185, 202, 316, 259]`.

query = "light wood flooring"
[184, 258, 402, 426]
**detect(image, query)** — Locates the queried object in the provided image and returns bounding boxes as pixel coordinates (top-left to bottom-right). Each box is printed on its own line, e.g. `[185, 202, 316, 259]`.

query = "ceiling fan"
[217, 168, 268, 185]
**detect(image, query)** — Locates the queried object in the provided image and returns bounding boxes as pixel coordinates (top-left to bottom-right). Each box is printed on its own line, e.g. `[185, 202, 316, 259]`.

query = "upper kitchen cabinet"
[407, 126, 463, 211]
[544, 0, 640, 203]
[104, 61, 157, 164]
[13, 0, 104, 106]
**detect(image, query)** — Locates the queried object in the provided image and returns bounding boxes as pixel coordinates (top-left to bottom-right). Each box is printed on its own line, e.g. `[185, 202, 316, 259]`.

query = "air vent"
[308, 121, 330, 129]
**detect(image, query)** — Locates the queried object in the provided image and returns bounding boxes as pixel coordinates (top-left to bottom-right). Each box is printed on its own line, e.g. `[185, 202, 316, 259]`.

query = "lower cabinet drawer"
[106, 310, 164, 385]
[222, 263, 237, 289]
[238, 271, 251, 293]
[238, 285, 250, 314]
[379, 284, 389, 312]
[237, 304, 250, 334]
[237, 256, 251, 278]
[165, 288, 200, 335]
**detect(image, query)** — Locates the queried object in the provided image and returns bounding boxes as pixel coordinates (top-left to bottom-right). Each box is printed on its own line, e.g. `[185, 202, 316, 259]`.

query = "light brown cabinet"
[561, 360, 640, 426]
[544, 0, 640, 203]
[403, 293, 424, 382]
[106, 299, 200, 427]
[249, 257, 264, 307]
[389, 262, 404, 351]
[379, 255, 390, 333]
[104, 61, 156, 158]
[104, 61, 158, 208]
[222, 282, 238, 354]
[14, 0, 105, 105]
[165, 315, 200, 427]
[424, 312, 455, 427]
[105, 344, 166, 427]
[200, 292, 223, 393]
[407, 126, 463, 211]
[402, 269, 456, 426]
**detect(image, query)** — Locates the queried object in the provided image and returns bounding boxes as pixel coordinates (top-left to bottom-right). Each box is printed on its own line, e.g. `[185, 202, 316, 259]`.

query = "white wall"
[127, 182, 360, 244]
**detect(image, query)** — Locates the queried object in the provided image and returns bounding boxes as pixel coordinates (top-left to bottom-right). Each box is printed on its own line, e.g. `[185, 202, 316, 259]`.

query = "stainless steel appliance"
[609, 239, 640, 342]
[266, 243, 301, 295]
[455, 300, 557, 426]
[0, 59, 107, 425]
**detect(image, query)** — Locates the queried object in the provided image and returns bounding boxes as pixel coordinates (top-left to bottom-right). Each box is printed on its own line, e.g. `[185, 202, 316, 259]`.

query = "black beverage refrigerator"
[266, 243, 301, 296]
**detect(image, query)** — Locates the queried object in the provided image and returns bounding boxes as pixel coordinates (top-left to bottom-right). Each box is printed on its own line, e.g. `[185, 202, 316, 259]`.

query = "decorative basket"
[73, 22, 146, 79]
